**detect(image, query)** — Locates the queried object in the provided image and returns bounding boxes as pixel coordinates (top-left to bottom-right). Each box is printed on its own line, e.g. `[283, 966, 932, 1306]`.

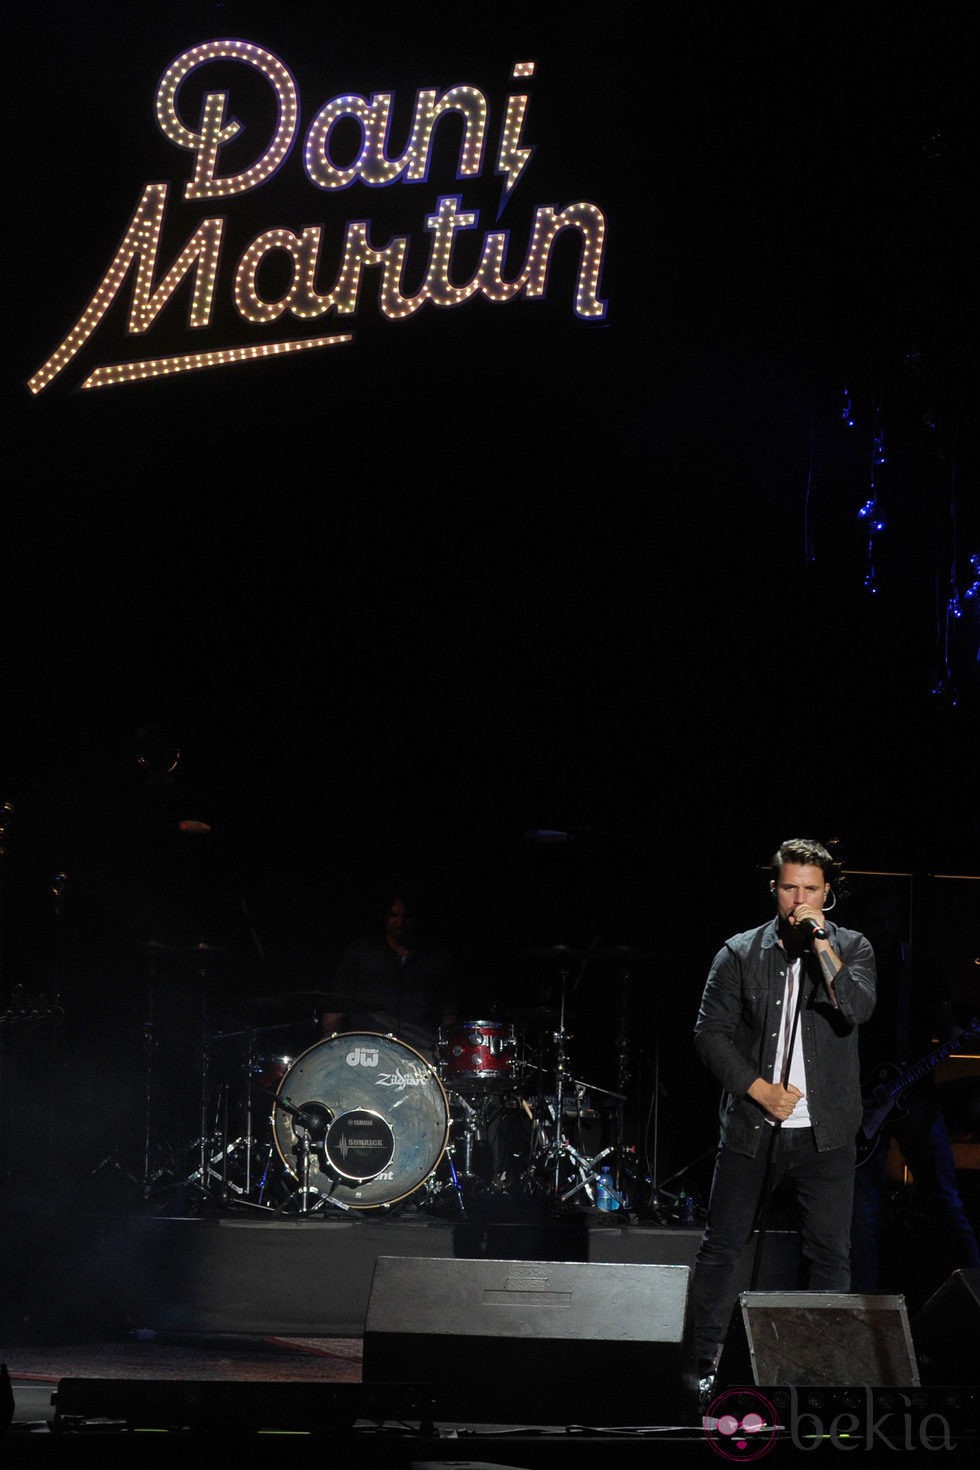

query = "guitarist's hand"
[749, 1078, 804, 1122]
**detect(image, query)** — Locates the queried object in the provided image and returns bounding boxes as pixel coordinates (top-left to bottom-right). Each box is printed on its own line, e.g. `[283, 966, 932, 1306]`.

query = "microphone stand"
[749, 952, 809, 1287]
[273, 1094, 350, 1216]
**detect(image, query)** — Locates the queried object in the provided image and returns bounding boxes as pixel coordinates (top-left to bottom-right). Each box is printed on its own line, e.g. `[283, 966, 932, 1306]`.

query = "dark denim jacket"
[694, 918, 877, 1157]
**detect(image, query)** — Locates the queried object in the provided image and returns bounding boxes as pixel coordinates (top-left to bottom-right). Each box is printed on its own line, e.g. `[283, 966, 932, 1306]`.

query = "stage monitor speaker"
[362, 1255, 698, 1427]
[716, 1292, 920, 1388]
[912, 1269, 980, 1385]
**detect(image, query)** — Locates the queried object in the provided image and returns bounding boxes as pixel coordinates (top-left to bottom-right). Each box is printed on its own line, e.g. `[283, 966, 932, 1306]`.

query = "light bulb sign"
[28, 39, 609, 395]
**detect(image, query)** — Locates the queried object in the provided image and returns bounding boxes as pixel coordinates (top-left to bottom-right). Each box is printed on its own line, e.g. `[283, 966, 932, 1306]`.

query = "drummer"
[320, 886, 455, 1059]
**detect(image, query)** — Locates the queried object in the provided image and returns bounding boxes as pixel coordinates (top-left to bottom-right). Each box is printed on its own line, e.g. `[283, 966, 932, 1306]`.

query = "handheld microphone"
[797, 916, 828, 941]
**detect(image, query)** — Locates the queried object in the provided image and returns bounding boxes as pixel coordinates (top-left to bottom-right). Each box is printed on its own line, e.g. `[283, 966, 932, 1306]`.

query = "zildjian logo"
[376, 1068, 427, 1089]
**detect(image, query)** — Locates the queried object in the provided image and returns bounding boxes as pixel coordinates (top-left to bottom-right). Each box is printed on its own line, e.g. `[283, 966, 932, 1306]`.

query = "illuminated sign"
[29, 40, 608, 394]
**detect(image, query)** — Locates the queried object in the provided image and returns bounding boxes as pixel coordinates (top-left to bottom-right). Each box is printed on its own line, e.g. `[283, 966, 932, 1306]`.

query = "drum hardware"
[512, 942, 636, 1214]
[178, 1078, 244, 1207]
[640, 1148, 713, 1224]
[273, 1094, 350, 1215]
[187, 1018, 301, 1209]
[420, 1134, 468, 1218]
[182, 1130, 252, 1202]
[87, 1152, 140, 1194]
[448, 1090, 485, 1178]
[138, 956, 161, 1201]
[526, 954, 622, 1210]
[251, 1141, 285, 1207]
[459, 1090, 511, 1180]
[85, 945, 180, 1205]
[523, 1086, 615, 1210]
[187, 996, 214, 1207]
[607, 950, 657, 1210]
[421, 1086, 540, 1218]
[558, 1142, 614, 1204]
[141, 939, 227, 955]
[172, 952, 230, 1209]
[234, 1087, 291, 1210]
[180, 1121, 290, 1212]
[612, 956, 632, 1203]
[240, 1023, 295, 1200]
[445, 1150, 466, 1216]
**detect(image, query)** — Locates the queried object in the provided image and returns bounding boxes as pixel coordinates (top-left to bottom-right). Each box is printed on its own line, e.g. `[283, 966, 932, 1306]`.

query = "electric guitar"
[855, 1017, 980, 1168]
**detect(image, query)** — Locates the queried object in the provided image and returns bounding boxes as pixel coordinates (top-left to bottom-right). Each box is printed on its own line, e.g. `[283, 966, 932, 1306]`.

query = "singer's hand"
[749, 1079, 804, 1121]
[790, 902, 826, 934]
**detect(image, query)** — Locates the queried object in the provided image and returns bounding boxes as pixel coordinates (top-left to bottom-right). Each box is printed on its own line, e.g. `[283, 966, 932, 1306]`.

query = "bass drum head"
[271, 1032, 449, 1209]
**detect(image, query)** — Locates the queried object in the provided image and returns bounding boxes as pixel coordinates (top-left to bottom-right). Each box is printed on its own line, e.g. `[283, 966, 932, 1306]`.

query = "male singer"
[691, 837, 877, 1386]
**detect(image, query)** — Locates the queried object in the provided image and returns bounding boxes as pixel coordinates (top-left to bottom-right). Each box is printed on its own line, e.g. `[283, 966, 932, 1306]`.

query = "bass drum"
[271, 1032, 450, 1210]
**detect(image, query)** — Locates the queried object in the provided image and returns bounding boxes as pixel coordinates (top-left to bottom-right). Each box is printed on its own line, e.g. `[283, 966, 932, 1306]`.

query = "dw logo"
[346, 1047, 380, 1067]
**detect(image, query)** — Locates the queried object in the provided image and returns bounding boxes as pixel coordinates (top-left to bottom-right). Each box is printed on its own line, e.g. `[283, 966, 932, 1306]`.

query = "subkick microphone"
[797, 916, 828, 942]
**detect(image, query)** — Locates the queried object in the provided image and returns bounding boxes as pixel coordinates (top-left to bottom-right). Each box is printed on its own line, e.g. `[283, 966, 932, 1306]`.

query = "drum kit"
[165, 945, 648, 1220]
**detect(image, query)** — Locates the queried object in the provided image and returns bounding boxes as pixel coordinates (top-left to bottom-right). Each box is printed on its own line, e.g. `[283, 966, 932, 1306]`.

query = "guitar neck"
[871, 1024, 979, 1104]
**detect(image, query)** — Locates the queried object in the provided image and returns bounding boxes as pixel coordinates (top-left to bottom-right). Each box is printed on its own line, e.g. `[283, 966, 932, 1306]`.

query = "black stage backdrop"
[3, 2, 978, 1199]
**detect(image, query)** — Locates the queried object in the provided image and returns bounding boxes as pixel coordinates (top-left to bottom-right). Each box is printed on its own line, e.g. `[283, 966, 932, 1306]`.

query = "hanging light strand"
[930, 464, 961, 710]
[857, 395, 886, 594]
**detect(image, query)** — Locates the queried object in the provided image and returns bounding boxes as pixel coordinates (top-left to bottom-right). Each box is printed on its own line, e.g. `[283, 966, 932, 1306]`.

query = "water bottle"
[595, 1166, 621, 1212]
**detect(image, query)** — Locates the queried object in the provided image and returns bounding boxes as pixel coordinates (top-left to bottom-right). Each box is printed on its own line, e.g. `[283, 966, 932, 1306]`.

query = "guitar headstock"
[0, 989, 65, 1028]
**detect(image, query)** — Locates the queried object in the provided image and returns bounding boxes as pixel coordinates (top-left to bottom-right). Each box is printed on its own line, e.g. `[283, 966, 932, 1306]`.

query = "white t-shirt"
[770, 955, 811, 1127]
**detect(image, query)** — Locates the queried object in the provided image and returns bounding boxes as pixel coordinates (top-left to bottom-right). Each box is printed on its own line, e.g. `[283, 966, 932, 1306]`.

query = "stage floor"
[2, 1203, 977, 1463]
[3, 1324, 978, 1466]
[0, 1197, 801, 1337]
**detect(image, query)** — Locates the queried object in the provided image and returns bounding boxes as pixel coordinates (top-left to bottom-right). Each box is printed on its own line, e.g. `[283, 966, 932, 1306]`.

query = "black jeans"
[692, 1127, 855, 1363]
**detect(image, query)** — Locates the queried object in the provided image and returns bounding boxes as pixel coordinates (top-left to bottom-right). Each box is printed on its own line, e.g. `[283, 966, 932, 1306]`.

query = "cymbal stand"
[96, 951, 165, 1203]
[218, 1082, 233, 1203]
[208, 1018, 299, 1206]
[551, 959, 571, 1198]
[242, 1083, 286, 1209]
[240, 1020, 298, 1200]
[196, 994, 211, 1201]
[535, 962, 615, 1211]
[140, 974, 159, 1200]
[243, 1027, 258, 1200]
[613, 959, 632, 1198]
[175, 985, 234, 1208]
[88, 949, 164, 1204]
[550, 1075, 626, 1204]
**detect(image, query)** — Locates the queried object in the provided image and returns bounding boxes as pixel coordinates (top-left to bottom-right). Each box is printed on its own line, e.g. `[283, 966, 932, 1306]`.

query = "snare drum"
[438, 1019, 517, 1089]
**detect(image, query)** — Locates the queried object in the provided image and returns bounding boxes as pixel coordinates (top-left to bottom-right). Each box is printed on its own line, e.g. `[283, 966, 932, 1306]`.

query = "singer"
[690, 837, 877, 1391]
